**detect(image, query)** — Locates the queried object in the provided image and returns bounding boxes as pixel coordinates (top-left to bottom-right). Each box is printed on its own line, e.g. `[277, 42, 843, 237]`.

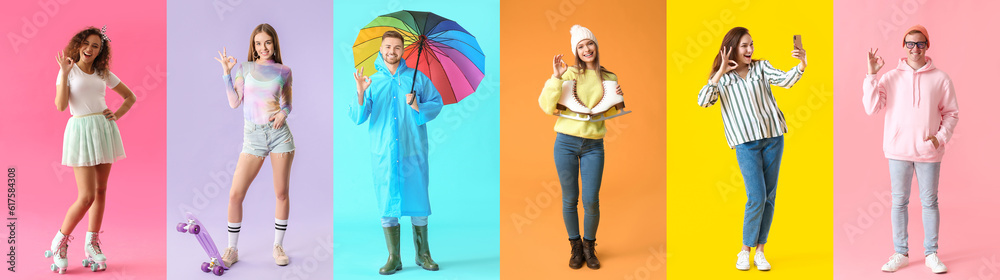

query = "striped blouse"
[697, 60, 803, 148]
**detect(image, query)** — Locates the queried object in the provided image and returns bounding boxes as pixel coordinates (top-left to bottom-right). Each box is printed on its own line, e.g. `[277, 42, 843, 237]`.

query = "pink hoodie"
[863, 57, 959, 162]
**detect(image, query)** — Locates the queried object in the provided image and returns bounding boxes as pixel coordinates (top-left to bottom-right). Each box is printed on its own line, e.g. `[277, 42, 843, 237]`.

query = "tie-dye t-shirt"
[223, 60, 292, 124]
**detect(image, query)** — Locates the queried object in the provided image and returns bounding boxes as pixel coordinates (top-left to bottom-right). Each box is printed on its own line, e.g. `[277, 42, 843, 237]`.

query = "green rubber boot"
[413, 225, 439, 271]
[378, 226, 402, 275]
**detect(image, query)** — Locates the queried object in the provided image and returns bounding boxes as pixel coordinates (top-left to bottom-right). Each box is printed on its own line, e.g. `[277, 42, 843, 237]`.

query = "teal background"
[333, 0, 500, 279]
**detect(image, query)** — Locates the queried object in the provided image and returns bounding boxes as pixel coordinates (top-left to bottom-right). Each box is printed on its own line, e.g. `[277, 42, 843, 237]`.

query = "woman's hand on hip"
[269, 111, 287, 129]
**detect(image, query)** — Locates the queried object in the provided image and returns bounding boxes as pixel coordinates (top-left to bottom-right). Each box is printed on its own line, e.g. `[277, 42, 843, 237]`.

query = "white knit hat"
[570, 25, 597, 57]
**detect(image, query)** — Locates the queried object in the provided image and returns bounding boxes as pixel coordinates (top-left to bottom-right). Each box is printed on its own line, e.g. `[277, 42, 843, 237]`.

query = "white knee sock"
[274, 219, 287, 246]
[227, 222, 241, 249]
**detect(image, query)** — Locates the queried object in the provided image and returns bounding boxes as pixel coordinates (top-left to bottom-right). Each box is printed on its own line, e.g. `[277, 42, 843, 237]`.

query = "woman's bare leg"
[60, 166, 98, 235]
[270, 151, 293, 220]
[228, 154, 266, 223]
[87, 164, 112, 232]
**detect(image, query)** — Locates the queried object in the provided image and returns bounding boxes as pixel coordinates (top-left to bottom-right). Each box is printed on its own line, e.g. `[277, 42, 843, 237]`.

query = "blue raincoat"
[349, 53, 444, 218]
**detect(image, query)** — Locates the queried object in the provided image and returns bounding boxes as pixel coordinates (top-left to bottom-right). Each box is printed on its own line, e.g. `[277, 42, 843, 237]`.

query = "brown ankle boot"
[568, 238, 585, 269]
[582, 238, 601, 269]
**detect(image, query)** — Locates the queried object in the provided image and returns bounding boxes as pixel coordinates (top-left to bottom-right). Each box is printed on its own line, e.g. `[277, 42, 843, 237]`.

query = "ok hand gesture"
[867, 48, 884, 75]
[552, 54, 568, 79]
[214, 47, 237, 76]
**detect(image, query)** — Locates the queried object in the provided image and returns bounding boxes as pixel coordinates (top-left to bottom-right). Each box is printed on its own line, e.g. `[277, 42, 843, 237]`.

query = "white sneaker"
[881, 253, 909, 272]
[735, 250, 750, 271]
[925, 253, 947, 274]
[754, 251, 771, 271]
[222, 247, 238, 267]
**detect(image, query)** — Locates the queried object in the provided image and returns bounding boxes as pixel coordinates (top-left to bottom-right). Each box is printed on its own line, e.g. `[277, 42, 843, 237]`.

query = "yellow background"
[666, 0, 834, 278]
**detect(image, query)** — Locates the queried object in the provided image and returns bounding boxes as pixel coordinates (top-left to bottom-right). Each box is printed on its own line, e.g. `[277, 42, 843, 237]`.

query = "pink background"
[0, 0, 166, 279]
[834, 0, 1000, 279]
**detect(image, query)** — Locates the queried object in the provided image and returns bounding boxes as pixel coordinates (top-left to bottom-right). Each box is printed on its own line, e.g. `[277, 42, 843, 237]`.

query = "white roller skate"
[82, 231, 107, 272]
[556, 80, 631, 122]
[44, 230, 72, 274]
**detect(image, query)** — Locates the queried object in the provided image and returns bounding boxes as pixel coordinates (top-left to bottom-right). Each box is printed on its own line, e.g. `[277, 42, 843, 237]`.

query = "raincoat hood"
[374, 51, 410, 80]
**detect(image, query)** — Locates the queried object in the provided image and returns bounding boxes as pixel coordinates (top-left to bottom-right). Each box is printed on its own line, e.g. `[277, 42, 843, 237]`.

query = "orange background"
[499, 0, 666, 278]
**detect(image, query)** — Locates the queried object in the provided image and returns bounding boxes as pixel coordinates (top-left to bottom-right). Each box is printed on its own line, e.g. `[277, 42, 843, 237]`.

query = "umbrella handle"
[408, 90, 418, 105]
[409, 35, 426, 95]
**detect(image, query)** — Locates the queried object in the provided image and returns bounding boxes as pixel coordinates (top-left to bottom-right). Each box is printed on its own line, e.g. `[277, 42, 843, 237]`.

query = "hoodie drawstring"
[913, 72, 921, 107]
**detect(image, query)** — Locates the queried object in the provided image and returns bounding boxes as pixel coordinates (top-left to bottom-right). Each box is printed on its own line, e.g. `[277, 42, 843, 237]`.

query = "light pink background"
[0, 0, 166, 279]
[834, 0, 1000, 279]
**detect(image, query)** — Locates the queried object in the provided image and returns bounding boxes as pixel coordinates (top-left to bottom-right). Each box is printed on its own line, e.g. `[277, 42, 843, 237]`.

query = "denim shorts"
[242, 121, 295, 158]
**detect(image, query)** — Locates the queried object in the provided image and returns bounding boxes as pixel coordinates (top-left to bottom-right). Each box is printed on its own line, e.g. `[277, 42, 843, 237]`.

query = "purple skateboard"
[176, 212, 229, 276]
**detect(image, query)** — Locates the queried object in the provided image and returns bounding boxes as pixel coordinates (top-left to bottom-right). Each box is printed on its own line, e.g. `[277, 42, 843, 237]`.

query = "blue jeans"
[554, 133, 604, 240]
[888, 159, 940, 256]
[734, 136, 783, 247]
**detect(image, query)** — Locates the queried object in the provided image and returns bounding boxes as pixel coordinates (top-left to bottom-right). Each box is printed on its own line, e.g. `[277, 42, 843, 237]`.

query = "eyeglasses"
[904, 41, 928, 49]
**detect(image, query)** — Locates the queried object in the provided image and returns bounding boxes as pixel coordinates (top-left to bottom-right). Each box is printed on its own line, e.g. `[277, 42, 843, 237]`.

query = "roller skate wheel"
[44, 250, 53, 258]
[82, 259, 90, 267]
[101, 263, 107, 271]
[50, 263, 57, 272]
[91, 263, 98, 272]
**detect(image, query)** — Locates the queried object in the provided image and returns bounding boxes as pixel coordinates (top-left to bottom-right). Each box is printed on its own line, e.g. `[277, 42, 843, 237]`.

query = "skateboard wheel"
[176, 223, 188, 233]
[201, 262, 211, 272]
[213, 265, 224, 276]
[191, 224, 201, 235]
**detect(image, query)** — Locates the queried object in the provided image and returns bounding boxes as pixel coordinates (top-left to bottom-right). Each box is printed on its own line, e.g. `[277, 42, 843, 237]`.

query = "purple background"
[165, 1, 333, 279]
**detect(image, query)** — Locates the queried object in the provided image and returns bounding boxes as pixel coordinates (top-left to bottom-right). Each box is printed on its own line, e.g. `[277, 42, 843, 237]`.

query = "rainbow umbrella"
[353, 10, 485, 105]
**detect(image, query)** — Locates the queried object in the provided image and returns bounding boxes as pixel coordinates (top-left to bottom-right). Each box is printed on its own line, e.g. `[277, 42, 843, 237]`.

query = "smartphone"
[793, 35, 803, 50]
